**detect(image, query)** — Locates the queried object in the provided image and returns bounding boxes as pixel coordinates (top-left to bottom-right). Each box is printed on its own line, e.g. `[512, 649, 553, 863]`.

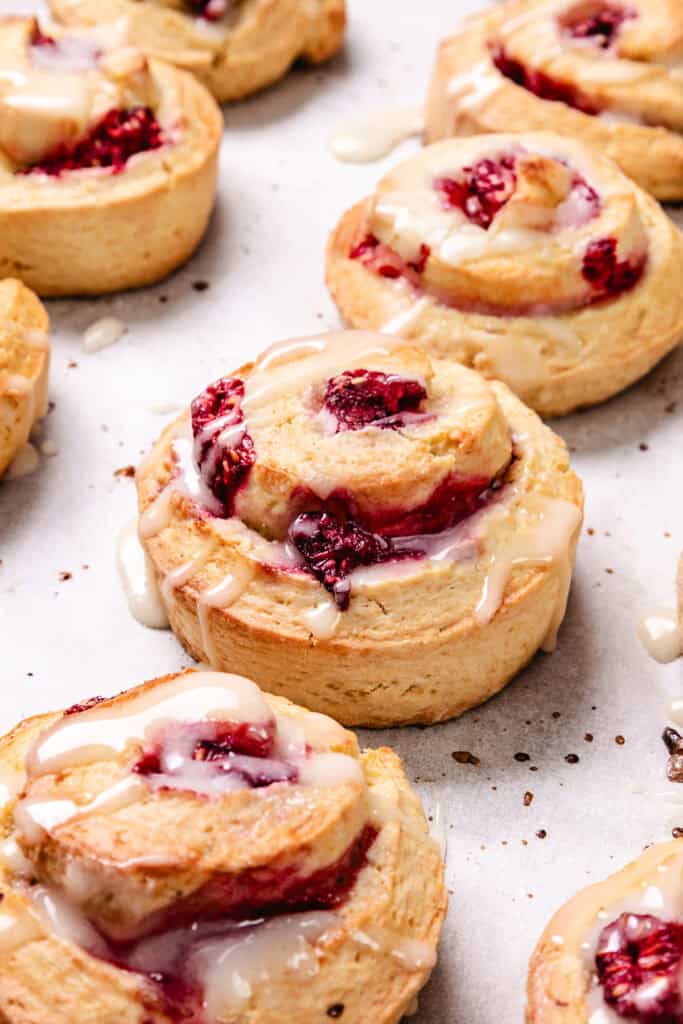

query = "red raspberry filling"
[562, 4, 636, 48]
[350, 234, 431, 281]
[323, 369, 427, 432]
[133, 719, 288, 789]
[490, 45, 599, 115]
[289, 510, 413, 610]
[32, 28, 56, 47]
[434, 155, 518, 229]
[582, 237, 646, 298]
[191, 377, 256, 516]
[596, 913, 683, 1022]
[23, 107, 164, 176]
[186, 0, 228, 19]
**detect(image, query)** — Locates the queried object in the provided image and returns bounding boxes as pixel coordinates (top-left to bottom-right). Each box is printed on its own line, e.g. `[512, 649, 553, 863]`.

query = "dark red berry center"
[563, 4, 635, 48]
[289, 510, 413, 610]
[581, 237, 645, 298]
[185, 0, 228, 19]
[323, 369, 427, 432]
[191, 377, 256, 516]
[434, 155, 518, 229]
[596, 913, 683, 1022]
[23, 107, 164, 176]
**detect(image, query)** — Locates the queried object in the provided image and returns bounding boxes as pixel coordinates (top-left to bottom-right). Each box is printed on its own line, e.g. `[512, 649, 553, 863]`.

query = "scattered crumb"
[587, 527, 595, 536]
[536, 830, 547, 839]
[639, 443, 649, 451]
[615, 735, 625, 746]
[159, 295, 168, 304]
[523, 791, 534, 807]
[192, 280, 210, 292]
[673, 828, 683, 839]
[565, 754, 580, 764]
[552, 711, 561, 719]
[451, 751, 480, 765]
[605, 568, 614, 575]
[584, 733, 594, 742]
[114, 465, 136, 479]
[514, 752, 530, 762]
[58, 571, 72, 582]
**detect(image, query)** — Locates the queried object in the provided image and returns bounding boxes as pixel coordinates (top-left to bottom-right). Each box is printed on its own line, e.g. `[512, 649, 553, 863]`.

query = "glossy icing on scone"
[48, 0, 346, 103]
[135, 330, 583, 727]
[0, 279, 49, 478]
[425, 0, 683, 202]
[0, 669, 446, 1024]
[326, 133, 683, 417]
[0, 17, 221, 296]
[527, 841, 683, 1024]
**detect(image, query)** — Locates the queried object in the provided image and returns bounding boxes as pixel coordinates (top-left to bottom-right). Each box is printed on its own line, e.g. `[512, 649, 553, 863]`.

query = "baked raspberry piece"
[185, 0, 228, 19]
[596, 913, 683, 1022]
[24, 107, 164, 176]
[582, 237, 646, 298]
[562, 4, 635, 48]
[323, 369, 427, 432]
[289, 510, 409, 609]
[491, 45, 599, 115]
[434, 155, 517, 229]
[191, 377, 256, 515]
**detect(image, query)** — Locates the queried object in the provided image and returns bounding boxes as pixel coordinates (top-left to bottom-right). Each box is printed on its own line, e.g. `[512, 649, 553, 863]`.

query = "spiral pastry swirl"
[527, 841, 683, 1024]
[0, 669, 446, 1024]
[326, 132, 683, 416]
[0, 17, 221, 296]
[48, 0, 346, 103]
[135, 330, 583, 727]
[425, 0, 683, 201]
[0, 278, 49, 478]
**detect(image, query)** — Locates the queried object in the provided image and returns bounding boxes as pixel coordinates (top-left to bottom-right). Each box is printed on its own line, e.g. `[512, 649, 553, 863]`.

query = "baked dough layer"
[0, 279, 49, 477]
[425, 1, 683, 202]
[326, 133, 683, 417]
[49, 0, 347, 102]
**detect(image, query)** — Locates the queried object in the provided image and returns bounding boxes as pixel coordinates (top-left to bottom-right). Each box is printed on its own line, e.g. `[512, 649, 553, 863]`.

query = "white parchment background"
[1, 0, 683, 1020]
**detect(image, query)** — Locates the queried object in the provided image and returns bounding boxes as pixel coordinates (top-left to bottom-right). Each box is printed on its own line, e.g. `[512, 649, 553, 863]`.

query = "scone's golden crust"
[0, 279, 49, 476]
[49, 0, 346, 102]
[326, 133, 683, 418]
[136, 331, 584, 727]
[0, 669, 447, 1024]
[0, 18, 222, 297]
[527, 841, 683, 1023]
[425, 1, 683, 201]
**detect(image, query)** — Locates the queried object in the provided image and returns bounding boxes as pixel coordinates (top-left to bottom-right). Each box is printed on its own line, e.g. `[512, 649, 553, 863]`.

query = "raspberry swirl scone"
[0, 669, 446, 1024]
[425, 0, 683, 201]
[135, 330, 584, 727]
[48, 0, 346, 103]
[0, 279, 49, 478]
[527, 841, 683, 1023]
[0, 18, 221, 296]
[326, 133, 683, 417]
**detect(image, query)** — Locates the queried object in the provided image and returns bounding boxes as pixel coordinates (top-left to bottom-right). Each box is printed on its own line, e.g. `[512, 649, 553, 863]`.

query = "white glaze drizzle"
[82, 317, 127, 354]
[197, 562, 256, 665]
[116, 519, 169, 629]
[350, 926, 437, 971]
[302, 594, 342, 641]
[330, 107, 423, 164]
[638, 608, 681, 664]
[474, 496, 581, 652]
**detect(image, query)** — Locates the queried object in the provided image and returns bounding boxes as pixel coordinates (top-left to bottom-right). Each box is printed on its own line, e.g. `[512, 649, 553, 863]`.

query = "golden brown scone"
[425, 0, 683, 202]
[527, 840, 683, 1023]
[0, 279, 49, 477]
[326, 132, 683, 418]
[48, 0, 346, 103]
[0, 668, 446, 1024]
[135, 329, 584, 727]
[0, 17, 222, 297]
